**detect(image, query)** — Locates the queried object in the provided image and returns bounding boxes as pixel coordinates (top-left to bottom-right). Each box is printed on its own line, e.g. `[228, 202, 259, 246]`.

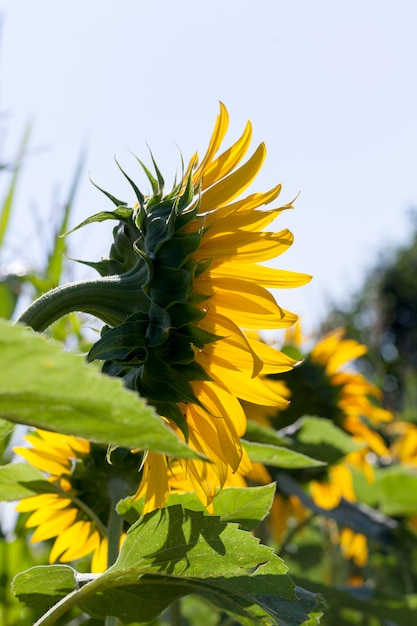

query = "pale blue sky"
[1, 1, 417, 334]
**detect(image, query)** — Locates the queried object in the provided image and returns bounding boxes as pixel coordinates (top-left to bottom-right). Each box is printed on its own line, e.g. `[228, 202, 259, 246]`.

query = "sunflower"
[242, 325, 393, 566]
[19, 103, 311, 514]
[14, 429, 133, 572]
[264, 325, 393, 459]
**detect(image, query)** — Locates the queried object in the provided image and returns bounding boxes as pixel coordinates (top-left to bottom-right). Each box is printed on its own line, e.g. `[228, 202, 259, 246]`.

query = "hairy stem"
[17, 268, 148, 332]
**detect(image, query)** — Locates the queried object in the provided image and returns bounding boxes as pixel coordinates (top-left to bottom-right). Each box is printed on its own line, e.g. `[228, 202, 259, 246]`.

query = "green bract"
[18, 160, 217, 433]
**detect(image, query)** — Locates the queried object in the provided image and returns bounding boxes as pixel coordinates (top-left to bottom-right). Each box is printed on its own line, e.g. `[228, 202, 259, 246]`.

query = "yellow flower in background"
[310, 463, 356, 510]
[241, 324, 393, 567]
[388, 420, 417, 466]
[130, 103, 311, 512]
[310, 327, 392, 427]
[14, 429, 125, 573]
[339, 527, 368, 568]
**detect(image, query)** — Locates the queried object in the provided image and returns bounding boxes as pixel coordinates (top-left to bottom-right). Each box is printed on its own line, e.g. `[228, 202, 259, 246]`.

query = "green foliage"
[0, 463, 48, 500]
[119, 483, 277, 532]
[280, 416, 362, 465]
[376, 466, 417, 516]
[242, 440, 326, 469]
[293, 577, 417, 626]
[12, 505, 323, 625]
[0, 319, 196, 457]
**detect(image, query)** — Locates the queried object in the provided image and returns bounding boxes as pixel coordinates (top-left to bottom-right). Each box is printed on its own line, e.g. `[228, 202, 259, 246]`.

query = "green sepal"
[87, 315, 149, 364]
[143, 200, 177, 257]
[149, 266, 194, 308]
[115, 159, 145, 208]
[89, 176, 129, 207]
[66, 206, 132, 236]
[146, 302, 171, 347]
[180, 323, 222, 348]
[168, 302, 207, 327]
[194, 257, 212, 278]
[134, 150, 165, 198]
[152, 401, 189, 439]
[138, 353, 201, 405]
[155, 330, 196, 365]
[156, 231, 203, 268]
[176, 170, 196, 212]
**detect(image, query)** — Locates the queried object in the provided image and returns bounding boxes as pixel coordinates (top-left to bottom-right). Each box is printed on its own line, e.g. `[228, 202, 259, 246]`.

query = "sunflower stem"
[16, 269, 147, 332]
[103, 478, 126, 626]
[169, 598, 183, 626]
[107, 481, 125, 569]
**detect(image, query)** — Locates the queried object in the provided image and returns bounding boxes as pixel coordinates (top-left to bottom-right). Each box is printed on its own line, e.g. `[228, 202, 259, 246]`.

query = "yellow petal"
[137, 452, 170, 515]
[48, 519, 91, 563]
[13, 447, 70, 476]
[202, 184, 284, 227]
[199, 143, 266, 212]
[201, 120, 252, 190]
[246, 335, 297, 375]
[25, 507, 77, 541]
[197, 228, 294, 264]
[192, 379, 246, 438]
[193, 102, 230, 187]
[209, 262, 312, 289]
[199, 284, 298, 330]
[91, 537, 109, 573]
[35, 429, 90, 456]
[59, 520, 93, 561]
[199, 311, 263, 377]
[16, 493, 72, 513]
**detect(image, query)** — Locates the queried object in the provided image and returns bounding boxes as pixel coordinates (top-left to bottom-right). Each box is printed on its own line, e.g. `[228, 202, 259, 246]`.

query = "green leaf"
[245, 418, 291, 446]
[0, 417, 14, 438]
[243, 440, 325, 469]
[0, 279, 21, 319]
[119, 483, 277, 532]
[294, 576, 417, 626]
[284, 416, 362, 464]
[13, 506, 322, 625]
[93, 506, 319, 624]
[0, 463, 49, 501]
[65, 206, 132, 236]
[12, 564, 76, 609]
[377, 466, 417, 516]
[0, 319, 198, 458]
[45, 153, 85, 289]
[0, 123, 31, 247]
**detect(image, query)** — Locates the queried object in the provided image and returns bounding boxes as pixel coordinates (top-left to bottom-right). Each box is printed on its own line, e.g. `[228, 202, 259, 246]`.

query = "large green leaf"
[293, 577, 417, 626]
[0, 319, 197, 458]
[283, 416, 362, 464]
[13, 505, 323, 625]
[0, 463, 50, 501]
[377, 466, 417, 516]
[118, 483, 277, 531]
[243, 440, 325, 469]
[245, 418, 291, 445]
[0, 417, 14, 438]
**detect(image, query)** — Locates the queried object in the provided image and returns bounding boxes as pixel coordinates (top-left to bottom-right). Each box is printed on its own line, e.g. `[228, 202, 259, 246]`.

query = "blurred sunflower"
[242, 324, 393, 566]
[14, 429, 134, 572]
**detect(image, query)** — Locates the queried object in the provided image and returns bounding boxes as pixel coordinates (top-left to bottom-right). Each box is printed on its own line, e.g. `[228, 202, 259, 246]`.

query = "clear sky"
[1, 1, 417, 334]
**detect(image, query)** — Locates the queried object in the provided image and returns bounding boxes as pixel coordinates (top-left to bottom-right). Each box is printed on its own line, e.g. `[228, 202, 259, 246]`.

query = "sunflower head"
[14, 430, 139, 572]
[263, 326, 393, 431]
[18, 104, 311, 513]
[81, 105, 311, 440]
